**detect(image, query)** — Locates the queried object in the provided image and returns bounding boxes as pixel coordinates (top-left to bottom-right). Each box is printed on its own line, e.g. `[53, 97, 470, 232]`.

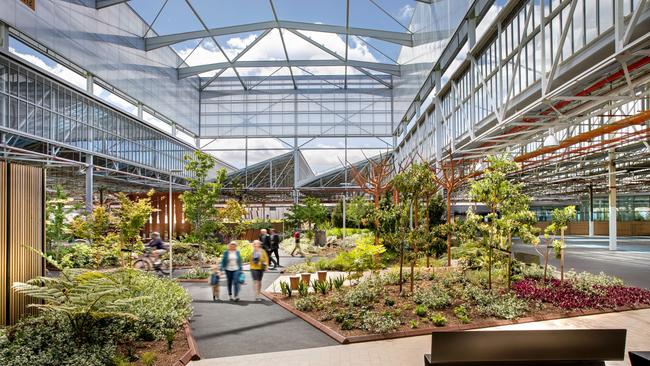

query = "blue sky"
[128, 0, 417, 75]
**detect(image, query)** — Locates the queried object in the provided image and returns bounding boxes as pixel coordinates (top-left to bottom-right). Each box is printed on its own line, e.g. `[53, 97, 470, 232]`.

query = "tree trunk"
[543, 240, 550, 282]
[560, 228, 564, 283]
[374, 194, 380, 245]
[398, 242, 404, 295]
[488, 242, 492, 290]
[507, 233, 512, 289]
[426, 255, 430, 268]
[410, 260, 415, 294]
[446, 191, 453, 267]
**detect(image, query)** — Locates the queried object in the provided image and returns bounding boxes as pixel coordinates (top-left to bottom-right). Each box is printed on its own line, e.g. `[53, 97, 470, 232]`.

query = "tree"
[220, 199, 247, 241]
[115, 191, 155, 266]
[46, 185, 75, 244]
[391, 162, 435, 293]
[469, 155, 537, 290]
[544, 206, 576, 283]
[428, 153, 477, 266]
[285, 197, 328, 233]
[180, 151, 227, 242]
[350, 156, 393, 244]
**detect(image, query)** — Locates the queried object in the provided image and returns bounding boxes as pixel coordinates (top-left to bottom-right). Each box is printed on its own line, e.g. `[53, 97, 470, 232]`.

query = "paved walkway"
[514, 235, 650, 288]
[190, 308, 650, 366]
[183, 252, 336, 359]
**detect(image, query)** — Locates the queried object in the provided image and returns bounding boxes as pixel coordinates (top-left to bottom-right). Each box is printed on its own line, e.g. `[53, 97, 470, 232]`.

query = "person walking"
[250, 240, 269, 301]
[220, 241, 243, 301]
[291, 229, 304, 257]
[259, 229, 277, 269]
[270, 229, 281, 267]
[209, 264, 220, 301]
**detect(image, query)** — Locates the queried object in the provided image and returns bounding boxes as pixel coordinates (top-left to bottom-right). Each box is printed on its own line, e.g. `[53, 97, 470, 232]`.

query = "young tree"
[46, 185, 75, 244]
[428, 154, 477, 266]
[180, 151, 227, 242]
[469, 155, 537, 289]
[350, 156, 393, 244]
[285, 197, 328, 233]
[115, 191, 155, 266]
[544, 206, 576, 283]
[220, 199, 247, 241]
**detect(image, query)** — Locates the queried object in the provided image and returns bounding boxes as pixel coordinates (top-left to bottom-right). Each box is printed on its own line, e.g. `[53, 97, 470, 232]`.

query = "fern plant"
[279, 281, 292, 297]
[12, 254, 147, 341]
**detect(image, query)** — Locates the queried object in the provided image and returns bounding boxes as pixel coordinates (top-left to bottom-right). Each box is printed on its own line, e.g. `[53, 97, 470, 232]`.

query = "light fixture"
[543, 128, 560, 147]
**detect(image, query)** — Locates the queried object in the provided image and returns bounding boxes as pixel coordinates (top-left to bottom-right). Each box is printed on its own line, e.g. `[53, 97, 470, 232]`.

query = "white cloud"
[9, 47, 87, 90]
[175, 28, 382, 78]
[398, 4, 414, 23]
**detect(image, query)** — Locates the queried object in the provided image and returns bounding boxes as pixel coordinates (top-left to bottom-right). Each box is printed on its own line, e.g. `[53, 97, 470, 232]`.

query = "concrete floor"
[183, 252, 336, 359]
[514, 235, 650, 288]
[190, 308, 650, 366]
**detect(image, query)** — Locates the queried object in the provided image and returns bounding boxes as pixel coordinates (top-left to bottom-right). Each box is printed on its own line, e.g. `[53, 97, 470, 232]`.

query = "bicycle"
[133, 248, 172, 275]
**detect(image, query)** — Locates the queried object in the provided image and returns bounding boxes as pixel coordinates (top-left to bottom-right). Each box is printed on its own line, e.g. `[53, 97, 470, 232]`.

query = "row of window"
[0, 55, 193, 175]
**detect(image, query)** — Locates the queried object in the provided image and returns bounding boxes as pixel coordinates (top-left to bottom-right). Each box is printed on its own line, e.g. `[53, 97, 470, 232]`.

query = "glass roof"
[126, 0, 418, 90]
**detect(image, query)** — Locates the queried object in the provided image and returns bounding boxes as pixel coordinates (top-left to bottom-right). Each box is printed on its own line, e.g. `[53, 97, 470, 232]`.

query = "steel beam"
[96, 0, 129, 9]
[145, 20, 413, 51]
[180, 59, 400, 78]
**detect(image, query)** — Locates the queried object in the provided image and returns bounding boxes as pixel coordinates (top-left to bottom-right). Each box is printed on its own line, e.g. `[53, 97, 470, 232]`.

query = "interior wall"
[0, 161, 45, 325]
[536, 221, 650, 236]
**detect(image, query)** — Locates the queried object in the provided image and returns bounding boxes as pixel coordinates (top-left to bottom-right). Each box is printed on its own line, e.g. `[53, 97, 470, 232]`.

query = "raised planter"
[264, 292, 650, 345]
[317, 271, 327, 282]
[300, 272, 311, 284]
[289, 275, 300, 290]
[173, 321, 201, 366]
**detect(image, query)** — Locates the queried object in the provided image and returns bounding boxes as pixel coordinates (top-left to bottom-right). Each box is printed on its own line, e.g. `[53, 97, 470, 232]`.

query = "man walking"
[270, 229, 281, 267]
[291, 229, 303, 257]
[259, 229, 277, 269]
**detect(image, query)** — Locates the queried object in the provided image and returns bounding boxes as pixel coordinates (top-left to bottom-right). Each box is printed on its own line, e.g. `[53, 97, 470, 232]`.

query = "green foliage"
[413, 285, 451, 310]
[430, 313, 447, 326]
[326, 227, 371, 238]
[140, 352, 157, 366]
[115, 192, 155, 257]
[237, 241, 253, 262]
[219, 199, 247, 240]
[343, 277, 383, 307]
[545, 206, 577, 235]
[297, 281, 309, 297]
[331, 275, 345, 290]
[279, 281, 292, 297]
[384, 298, 395, 307]
[565, 270, 624, 295]
[311, 279, 331, 295]
[414, 305, 428, 317]
[180, 151, 227, 241]
[360, 312, 400, 334]
[178, 267, 211, 279]
[295, 295, 324, 312]
[46, 185, 75, 244]
[331, 196, 374, 228]
[409, 319, 419, 329]
[58, 243, 92, 268]
[453, 305, 471, 324]
[285, 197, 328, 232]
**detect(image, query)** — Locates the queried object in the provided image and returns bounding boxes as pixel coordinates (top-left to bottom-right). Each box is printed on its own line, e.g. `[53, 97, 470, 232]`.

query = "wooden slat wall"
[0, 162, 7, 326]
[2, 163, 44, 325]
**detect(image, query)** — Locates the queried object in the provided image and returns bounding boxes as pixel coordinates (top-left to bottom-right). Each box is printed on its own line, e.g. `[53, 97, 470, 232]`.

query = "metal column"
[588, 184, 594, 237]
[85, 154, 94, 212]
[0, 22, 8, 52]
[608, 149, 617, 250]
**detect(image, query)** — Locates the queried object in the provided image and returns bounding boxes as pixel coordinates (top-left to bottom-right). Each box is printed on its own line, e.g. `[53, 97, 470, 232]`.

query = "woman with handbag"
[220, 241, 243, 301]
[250, 240, 270, 301]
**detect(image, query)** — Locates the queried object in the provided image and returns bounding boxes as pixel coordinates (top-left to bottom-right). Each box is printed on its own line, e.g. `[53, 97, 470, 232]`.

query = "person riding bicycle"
[146, 232, 167, 265]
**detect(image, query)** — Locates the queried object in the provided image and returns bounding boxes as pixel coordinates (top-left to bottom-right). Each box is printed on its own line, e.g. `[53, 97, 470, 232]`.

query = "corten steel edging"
[515, 110, 650, 163]
[174, 321, 201, 366]
[264, 292, 650, 345]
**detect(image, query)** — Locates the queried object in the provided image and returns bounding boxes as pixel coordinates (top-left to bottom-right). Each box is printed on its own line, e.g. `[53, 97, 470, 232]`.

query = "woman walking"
[250, 240, 270, 301]
[220, 241, 243, 301]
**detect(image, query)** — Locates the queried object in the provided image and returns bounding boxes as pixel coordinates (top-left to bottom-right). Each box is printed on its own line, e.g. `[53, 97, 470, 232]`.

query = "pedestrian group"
[210, 228, 304, 302]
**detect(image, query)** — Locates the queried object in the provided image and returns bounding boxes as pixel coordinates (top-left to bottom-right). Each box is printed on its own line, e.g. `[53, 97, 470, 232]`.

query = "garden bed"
[115, 321, 199, 365]
[264, 267, 650, 344]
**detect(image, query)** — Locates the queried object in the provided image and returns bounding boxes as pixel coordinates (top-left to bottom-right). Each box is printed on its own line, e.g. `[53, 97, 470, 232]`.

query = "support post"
[588, 184, 594, 237]
[608, 149, 617, 250]
[0, 21, 8, 53]
[168, 173, 173, 278]
[85, 154, 94, 212]
[86, 73, 94, 94]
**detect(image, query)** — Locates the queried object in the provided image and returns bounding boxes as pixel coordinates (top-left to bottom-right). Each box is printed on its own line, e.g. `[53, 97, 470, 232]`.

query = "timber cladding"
[0, 161, 45, 325]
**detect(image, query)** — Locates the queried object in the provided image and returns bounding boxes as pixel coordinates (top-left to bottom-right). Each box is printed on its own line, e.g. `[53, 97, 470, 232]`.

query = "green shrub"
[237, 241, 253, 262]
[341, 318, 355, 330]
[414, 305, 428, 317]
[409, 319, 418, 329]
[413, 285, 451, 310]
[453, 305, 471, 324]
[279, 281, 292, 297]
[343, 278, 382, 307]
[566, 270, 624, 295]
[140, 351, 157, 366]
[330, 275, 345, 290]
[430, 313, 447, 326]
[475, 293, 528, 320]
[297, 281, 309, 297]
[360, 312, 400, 334]
[295, 295, 323, 312]
[178, 267, 211, 279]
